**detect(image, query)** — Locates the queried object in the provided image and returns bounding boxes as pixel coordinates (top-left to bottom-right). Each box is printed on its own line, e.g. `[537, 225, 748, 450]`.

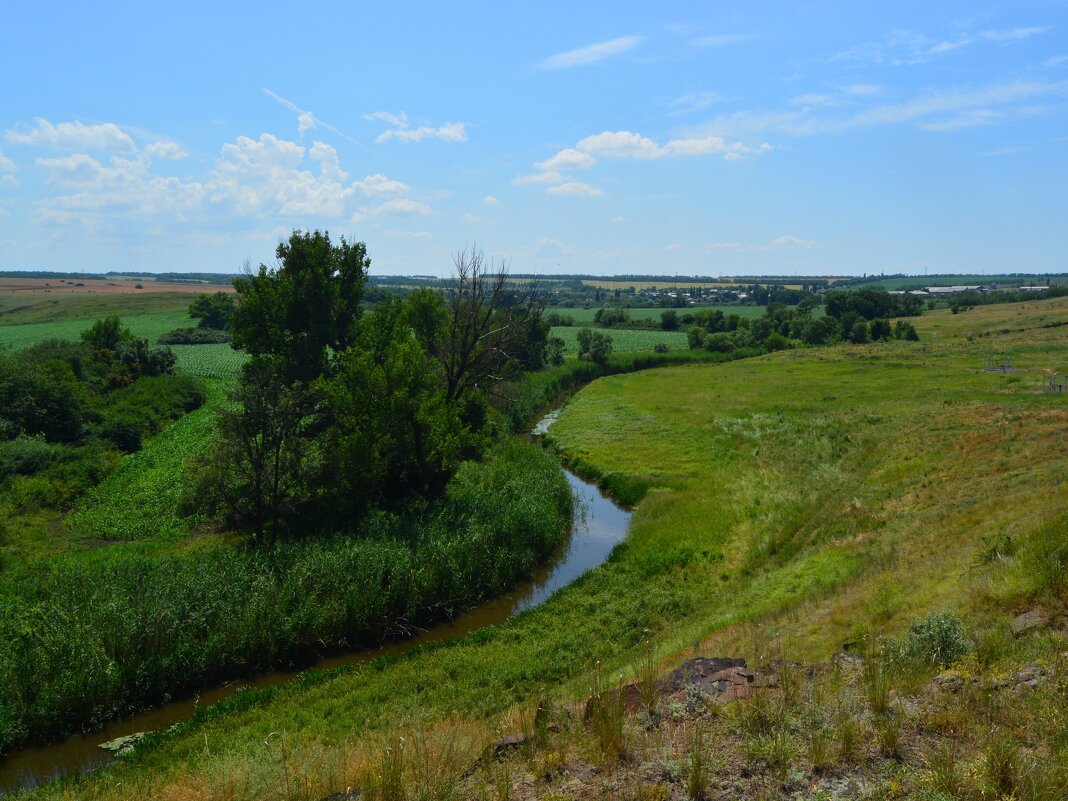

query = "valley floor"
[13, 298, 1068, 800]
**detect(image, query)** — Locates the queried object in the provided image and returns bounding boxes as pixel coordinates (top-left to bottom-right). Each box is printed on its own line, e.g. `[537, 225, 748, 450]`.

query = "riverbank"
[10, 298, 1068, 800]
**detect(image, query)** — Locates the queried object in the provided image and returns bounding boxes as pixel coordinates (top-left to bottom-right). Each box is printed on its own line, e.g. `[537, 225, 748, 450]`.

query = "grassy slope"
[20, 299, 1068, 800]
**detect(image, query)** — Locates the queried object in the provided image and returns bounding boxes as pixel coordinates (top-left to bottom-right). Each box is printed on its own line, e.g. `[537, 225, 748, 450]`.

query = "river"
[0, 426, 628, 793]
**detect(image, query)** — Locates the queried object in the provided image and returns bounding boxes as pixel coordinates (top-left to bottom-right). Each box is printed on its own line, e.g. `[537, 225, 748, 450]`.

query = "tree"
[661, 310, 679, 331]
[869, 318, 892, 341]
[545, 336, 565, 365]
[189, 292, 235, 330]
[577, 327, 612, 363]
[849, 320, 870, 344]
[210, 359, 318, 543]
[424, 247, 545, 403]
[230, 229, 370, 382]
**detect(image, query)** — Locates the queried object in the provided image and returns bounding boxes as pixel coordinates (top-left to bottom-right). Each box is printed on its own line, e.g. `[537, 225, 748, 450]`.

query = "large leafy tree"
[230, 230, 370, 382]
[188, 292, 235, 330]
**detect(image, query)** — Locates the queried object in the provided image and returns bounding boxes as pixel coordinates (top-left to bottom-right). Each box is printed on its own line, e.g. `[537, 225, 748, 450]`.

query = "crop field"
[0, 311, 194, 350]
[550, 305, 767, 322]
[0, 290, 215, 325]
[171, 343, 246, 378]
[69, 381, 227, 543]
[549, 325, 689, 355]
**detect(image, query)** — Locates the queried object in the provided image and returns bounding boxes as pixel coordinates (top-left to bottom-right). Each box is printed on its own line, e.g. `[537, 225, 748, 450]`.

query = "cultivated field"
[550, 326, 689, 355]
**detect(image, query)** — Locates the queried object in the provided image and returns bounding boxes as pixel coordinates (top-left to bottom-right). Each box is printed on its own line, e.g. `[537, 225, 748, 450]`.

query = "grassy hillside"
[15, 298, 1066, 800]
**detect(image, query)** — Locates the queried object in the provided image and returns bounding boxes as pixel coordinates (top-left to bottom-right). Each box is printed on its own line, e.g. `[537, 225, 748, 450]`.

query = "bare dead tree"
[436, 246, 544, 402]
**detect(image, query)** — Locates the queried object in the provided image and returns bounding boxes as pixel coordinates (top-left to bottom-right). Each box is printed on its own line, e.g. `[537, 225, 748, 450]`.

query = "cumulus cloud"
[29, 129, 422, 230]
[353, 173, 409, 196]
[6, 118, 137, 152]
[536, 148, 597, 171]
[575, 129, 770, 161]
[539, 35, 641, 69]
[547, 181, 604, 197]
[144, 141, 189, 160]
[533, 237, 574, 259]
[482, 194, 498, 205]
[364, 111, 468, 143]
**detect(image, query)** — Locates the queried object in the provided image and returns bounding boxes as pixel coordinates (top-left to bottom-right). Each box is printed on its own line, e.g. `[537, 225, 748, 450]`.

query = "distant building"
[1019, 285, 1049, 292]
[926, 285, 984, 295]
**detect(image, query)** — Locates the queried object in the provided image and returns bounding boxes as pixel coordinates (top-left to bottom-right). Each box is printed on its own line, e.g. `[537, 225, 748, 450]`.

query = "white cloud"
[365, 111, 468, 143]
[664, 244, 683, 252]
[539, 35, 641, 69]
[513, 170, 563, 185]
[0, 175, 17, 188]
[979, 26, 1050, 44]
[482, 194, 498, 205]
[706, 235, 820, 252]
[536, 148, 596, 171]
[667, 92, 720, 114]
[920, 109, 1000, 132]
[7, 118, 137, 152]
[574, 129, 769, 161]
[699, 80, 1067, 139]
[464, 213, 481, 222]
[547, 181, 603, 197]
[353, 173, 409, 196]
[144, 141, 188, 160]
[353, 198, 433, 221]
[297, 111, 316, 135]
[533, 237, 575, 259]
[833, 25, 1050, 67]
[577, 131, 663, 159]
[611, 215, 627, 223]
[0, 154, 15, 172]
[33, 151, 205, 226]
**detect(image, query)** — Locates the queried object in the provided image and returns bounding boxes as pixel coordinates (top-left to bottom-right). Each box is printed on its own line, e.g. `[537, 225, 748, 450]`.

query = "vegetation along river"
[0, 419, 630, 794]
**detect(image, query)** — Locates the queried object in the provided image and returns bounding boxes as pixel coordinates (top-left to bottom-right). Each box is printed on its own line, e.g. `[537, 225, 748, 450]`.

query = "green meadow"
[12, 297, 1066, 800]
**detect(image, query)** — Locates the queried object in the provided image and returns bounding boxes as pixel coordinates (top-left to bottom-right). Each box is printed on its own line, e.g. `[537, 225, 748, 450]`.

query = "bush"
[0, 435, 57, 481]
[0, 441, 572, 753]
[158, 327, 232, 345]
[902, 611, 971, 667]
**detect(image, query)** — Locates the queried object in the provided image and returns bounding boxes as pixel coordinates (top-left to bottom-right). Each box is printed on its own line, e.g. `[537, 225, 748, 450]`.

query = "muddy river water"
[0, 426, 629, 793]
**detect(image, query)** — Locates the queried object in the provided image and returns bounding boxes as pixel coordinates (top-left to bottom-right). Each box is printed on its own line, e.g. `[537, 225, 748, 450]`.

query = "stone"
[1011, 609, 1045, 637]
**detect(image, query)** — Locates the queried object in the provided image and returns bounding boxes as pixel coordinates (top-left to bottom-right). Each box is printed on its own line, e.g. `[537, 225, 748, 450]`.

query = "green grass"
[12, 297, 1068, 800]
[549, 326, 688, 356]
[171, 344, 246, 378]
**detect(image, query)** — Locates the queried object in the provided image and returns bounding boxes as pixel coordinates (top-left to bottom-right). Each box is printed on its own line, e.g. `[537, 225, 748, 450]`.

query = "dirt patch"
[0, 278, 234, 295]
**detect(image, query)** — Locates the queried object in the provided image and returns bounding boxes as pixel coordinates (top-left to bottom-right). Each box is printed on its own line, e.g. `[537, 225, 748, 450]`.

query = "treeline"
[0, 319, 205, 517]
[686, 290, 920, 355]
[191, 233, 554, 541]
[944, 284, 1068, 313]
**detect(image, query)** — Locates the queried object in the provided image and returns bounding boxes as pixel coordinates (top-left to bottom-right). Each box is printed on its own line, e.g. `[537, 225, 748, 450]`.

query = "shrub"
[158, 327, 232, 345]
[0, 435, 57, 481]
[904, 611, 971, 668]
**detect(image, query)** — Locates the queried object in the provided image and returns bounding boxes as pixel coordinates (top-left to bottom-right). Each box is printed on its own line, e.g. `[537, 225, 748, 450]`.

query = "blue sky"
[1, 1, 1066, 276]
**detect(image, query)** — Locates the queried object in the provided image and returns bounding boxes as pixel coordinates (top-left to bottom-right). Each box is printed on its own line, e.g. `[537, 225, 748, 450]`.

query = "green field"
[18, 297, 1067, 801]
[0, 311, 195, 350]
[0, 292, 202, 325]
[550, 325, 689, 355]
